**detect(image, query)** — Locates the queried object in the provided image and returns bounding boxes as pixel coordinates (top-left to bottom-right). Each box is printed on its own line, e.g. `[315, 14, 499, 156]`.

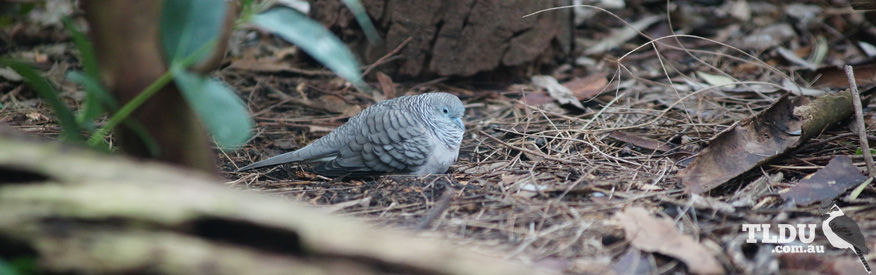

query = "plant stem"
[87, 71, 173, 147]
[86, 39, 218, 148]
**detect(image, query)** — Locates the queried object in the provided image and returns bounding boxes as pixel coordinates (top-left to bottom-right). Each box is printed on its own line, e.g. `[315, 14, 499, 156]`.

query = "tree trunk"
[80, 1, 220, 173]
[311, 0, 573, 78]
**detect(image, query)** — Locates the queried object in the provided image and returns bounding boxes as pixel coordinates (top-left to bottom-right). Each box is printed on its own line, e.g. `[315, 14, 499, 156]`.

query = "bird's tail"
[854, 247, 872, 274]
[237, 150, 303, 171]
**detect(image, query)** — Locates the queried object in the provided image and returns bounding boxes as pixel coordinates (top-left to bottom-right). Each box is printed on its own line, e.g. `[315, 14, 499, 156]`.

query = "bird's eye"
[442, 108, 448, 114]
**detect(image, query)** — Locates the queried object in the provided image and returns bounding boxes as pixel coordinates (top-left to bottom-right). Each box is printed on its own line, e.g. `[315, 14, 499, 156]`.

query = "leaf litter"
[4, 1, 876, 274]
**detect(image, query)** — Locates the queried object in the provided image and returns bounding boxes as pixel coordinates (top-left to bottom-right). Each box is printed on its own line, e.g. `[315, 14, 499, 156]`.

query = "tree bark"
[312, 0, 573, 77]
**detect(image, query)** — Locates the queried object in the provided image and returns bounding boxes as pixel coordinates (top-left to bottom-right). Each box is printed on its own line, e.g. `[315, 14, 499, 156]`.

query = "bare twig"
[361, 37, 414, 77]
[846, 65, 876, 178]
[416, 188, 455, 230]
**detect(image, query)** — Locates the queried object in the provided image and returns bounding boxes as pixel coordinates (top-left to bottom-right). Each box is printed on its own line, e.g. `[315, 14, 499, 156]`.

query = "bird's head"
[825, 204, 844, 218]
[424, 92, 465, 131]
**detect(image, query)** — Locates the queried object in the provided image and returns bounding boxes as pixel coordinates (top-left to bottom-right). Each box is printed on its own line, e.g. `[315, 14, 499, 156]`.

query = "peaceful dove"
[238, 92, 466, 176]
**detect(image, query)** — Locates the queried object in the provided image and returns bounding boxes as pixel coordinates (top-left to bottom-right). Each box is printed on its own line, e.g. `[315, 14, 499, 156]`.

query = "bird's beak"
[454, 117, 464, 130]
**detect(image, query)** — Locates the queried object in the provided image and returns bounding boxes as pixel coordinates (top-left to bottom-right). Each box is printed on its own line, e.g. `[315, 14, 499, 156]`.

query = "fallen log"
[0, 135, 549, 275]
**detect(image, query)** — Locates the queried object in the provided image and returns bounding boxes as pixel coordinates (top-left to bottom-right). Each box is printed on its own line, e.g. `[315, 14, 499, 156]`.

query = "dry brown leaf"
[227, 57, 294, 72]
[522, 91, 555, 106]
[812, 64, 876, 89]
[778, 253, 867, 274]
[26, 112, 48, 122]
[613, 207, 724, 274]
[532, 75, 586, 110]
[314, 95, 362, 116]
[612, 248, 651, 275]
[681, 92, 857, 193]
[33, 52, 49, 63]
[307, 125, 336, 133]
[608, 131, 672, 152]
[779, 155, 867, 206]
[562, 72, 608, 100]
[227, 57, 332, 76]
[376, 72, 395, 100]
[582, 15, 662, 55]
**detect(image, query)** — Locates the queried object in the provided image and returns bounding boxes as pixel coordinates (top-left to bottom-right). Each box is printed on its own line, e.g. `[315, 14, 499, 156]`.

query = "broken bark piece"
[681, 91, 858, 194]
[780, 155, 867, 206]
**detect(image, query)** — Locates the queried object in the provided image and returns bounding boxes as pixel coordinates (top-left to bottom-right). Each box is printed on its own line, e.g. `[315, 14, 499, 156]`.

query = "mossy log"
[0, 136, 549, 275]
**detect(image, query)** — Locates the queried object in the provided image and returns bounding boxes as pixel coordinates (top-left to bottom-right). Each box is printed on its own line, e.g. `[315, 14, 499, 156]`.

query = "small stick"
[361, 37, 414, 77]
[416, 188, 454, 230]
[845, 65, 876, 178]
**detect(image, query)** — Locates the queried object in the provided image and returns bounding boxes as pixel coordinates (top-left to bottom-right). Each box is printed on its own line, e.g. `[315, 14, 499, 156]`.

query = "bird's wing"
[312, 108, 433, 176]
[829, 216, 870, 253]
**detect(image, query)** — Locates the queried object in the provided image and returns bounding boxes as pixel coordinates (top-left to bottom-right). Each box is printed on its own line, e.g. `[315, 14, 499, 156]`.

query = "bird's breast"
[412, 135, 460, 175]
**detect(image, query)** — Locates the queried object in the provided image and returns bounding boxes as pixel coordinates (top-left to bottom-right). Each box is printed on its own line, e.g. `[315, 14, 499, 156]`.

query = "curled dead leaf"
[532, 75, 585, 110]
[613, 207, 724, 274]
[681, 91, 858, 193]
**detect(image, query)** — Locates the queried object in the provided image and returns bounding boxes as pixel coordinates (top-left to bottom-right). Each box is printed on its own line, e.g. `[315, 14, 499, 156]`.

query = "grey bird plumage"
[238, 92, 465, 176]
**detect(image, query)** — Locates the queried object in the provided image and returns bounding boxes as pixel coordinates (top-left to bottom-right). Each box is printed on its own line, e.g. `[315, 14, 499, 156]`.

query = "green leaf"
[848, 177, 873, 200]
[854, 148, 876, 155]
[172, 68, 252, 149]
[238, 0, 258, 22]
[67, 70, 114, 128]
[65, 18, 111, 131]
[0, 258, 17, 275]
[252, 7, 367, 90]
[0, 59, 83, 142]
[63, 18, 99, 78]
[87, 71, 174, 149]
[0, 257, 36, 275]
[69, 71, 155, 153]
[67, 71, 115, 107]
[339, 0, 382, 44]
[160, 0, 227, 63]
